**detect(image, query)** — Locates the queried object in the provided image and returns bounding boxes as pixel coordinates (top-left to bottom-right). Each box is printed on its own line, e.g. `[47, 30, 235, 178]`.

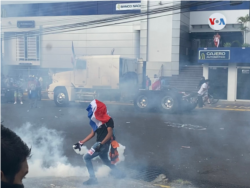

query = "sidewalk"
[203, 100, 250, 111]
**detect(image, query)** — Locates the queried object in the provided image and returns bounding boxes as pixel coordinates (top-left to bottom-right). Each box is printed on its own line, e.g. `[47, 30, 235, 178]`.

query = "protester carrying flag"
[73, 99, 124, 185]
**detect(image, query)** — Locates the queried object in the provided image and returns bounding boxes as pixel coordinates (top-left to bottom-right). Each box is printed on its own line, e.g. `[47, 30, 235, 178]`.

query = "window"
[230, 1, 243, 6]
[76, 59, 86, 69]
[16, 35, 39, 61]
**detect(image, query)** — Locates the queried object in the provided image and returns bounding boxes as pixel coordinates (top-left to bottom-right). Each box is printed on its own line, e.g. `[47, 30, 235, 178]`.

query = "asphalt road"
[1, 100, 250, 188]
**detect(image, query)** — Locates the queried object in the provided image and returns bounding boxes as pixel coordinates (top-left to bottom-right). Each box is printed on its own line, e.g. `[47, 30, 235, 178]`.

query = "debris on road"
[151, 174, 168, 184]
[181, 146, 191, 149]
[164, 122, 206, 131]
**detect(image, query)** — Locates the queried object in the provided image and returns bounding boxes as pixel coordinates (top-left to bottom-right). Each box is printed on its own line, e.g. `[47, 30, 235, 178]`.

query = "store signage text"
[208, 13, 226, 30]
[199, 50, 230, 60]
[17, 21, 35, 28]
[116, 3, 141, 10]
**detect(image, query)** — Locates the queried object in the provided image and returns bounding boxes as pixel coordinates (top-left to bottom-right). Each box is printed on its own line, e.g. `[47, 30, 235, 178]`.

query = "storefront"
[199, 48, 250, 101]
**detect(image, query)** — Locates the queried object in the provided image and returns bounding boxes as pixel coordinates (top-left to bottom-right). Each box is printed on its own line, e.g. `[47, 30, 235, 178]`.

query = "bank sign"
[199, 50, 230, 61]
[208, 13, 226, 30]
[116, 3, 141, 10]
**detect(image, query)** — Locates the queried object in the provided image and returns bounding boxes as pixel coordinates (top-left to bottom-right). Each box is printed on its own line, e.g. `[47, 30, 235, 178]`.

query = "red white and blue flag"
[71, 41, 75, 65]
[86, 100, 111, 131]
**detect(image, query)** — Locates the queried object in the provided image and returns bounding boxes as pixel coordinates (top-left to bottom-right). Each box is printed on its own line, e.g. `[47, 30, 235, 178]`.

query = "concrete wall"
[2, 15, 141, 68]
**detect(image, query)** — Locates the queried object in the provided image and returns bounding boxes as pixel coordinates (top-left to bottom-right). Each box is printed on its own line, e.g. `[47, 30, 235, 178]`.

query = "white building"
[1, 1, 250, 101]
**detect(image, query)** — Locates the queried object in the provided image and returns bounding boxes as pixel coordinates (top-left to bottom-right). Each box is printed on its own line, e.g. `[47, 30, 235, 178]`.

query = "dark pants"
[84, 143, 116, 178]
[198, 95, 203, 108]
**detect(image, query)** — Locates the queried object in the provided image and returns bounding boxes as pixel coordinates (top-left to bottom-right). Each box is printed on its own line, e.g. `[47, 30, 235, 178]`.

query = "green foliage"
[231, 40, 241, 47]
[242, 43, 250, 47]
[223, 42, 231, 47]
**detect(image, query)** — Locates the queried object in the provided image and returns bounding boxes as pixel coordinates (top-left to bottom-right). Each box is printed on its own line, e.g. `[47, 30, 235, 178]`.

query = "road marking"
[153, 184, 171, 188]
[204, 107, 250, 112]
[226, 106, 230, 108]
[216, 105, 221, 108]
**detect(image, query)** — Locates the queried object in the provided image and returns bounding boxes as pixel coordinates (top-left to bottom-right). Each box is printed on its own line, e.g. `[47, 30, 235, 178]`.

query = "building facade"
[1, 1, 250, 101]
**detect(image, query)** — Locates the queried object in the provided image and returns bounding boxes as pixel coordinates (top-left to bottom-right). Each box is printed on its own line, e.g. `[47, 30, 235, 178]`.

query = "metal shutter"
[27, 36, 37, 60]
[17, 36, 25, 60]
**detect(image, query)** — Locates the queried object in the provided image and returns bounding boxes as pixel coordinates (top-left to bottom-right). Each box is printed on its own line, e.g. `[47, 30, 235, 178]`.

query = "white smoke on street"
[14, 122, 125, 178]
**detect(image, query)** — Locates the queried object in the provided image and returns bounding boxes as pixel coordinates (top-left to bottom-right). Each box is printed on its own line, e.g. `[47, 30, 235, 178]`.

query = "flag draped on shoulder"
[71, 41, 75, 65]
[86, 100, 111, 131]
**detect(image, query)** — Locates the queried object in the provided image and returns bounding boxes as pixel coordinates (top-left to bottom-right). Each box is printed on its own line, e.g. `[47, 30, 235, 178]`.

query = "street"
[1, 100, 250, 188]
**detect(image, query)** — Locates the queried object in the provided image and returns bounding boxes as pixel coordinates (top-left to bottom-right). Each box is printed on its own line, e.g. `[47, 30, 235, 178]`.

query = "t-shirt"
[28, 81, 37, 91]
[95, 118, 114, 142]
[198, 83, 208, 95]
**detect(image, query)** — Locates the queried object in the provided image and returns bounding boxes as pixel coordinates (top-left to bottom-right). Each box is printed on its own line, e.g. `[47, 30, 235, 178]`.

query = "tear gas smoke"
[14, 122, 125, 178]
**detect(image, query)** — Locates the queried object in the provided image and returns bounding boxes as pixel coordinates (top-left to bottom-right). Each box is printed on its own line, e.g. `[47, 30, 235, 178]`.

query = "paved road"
[1, 100, 250, 188]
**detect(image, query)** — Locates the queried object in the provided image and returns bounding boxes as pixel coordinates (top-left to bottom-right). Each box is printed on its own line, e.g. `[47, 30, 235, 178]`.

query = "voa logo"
[208, 13, 227, 30]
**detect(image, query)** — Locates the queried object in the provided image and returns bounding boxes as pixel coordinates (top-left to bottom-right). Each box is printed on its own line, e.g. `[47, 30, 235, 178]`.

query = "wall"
[190, 1, 250, 11]
[1, 1, 141, 17]
[190, 10, 249, 26]
[2, 15, 141, 68]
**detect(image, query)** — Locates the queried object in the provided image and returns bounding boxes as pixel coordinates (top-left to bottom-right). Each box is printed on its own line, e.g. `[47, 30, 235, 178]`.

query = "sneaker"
[14, 102, 17, 104]
[20, 101, 23, 104]
[83, 177, 98, 185]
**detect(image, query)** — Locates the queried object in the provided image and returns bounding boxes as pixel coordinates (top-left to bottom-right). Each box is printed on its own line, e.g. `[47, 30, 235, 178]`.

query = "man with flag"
[73, 99, 123, 185]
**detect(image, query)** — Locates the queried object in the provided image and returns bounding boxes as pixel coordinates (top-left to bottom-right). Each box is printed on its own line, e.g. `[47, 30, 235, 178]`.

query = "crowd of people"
[1, 75, 43, 108]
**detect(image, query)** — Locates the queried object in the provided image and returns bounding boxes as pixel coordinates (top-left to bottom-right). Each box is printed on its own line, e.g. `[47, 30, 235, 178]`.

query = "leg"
[14, 91, 17, 104]
[18, 91, 23, 104]
[83, 150, 100, 178]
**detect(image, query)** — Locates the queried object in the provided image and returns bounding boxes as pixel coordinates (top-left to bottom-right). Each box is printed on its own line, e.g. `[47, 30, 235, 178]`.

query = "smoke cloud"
[14, 122, 125, 178]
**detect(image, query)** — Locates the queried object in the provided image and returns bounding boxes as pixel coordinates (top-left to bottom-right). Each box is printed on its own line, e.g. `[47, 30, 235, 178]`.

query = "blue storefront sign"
[199, 50, 230, 61]
[17, 21, 35, 28]
[198, 48, 250, 64]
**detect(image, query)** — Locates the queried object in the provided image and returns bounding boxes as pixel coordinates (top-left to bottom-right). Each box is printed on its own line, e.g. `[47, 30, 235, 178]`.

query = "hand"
[73, 141, 83, 151]
[92, 142, 103, 152]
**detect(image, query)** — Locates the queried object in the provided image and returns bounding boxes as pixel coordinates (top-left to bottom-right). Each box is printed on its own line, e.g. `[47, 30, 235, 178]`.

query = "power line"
[2, 1, 224, 41]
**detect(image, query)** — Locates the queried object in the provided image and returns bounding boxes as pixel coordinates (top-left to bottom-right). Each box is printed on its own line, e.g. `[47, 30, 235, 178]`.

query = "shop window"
[16, 35, 39, 61]
[237, 68, 250, 100]
[209, 67, 228, 100]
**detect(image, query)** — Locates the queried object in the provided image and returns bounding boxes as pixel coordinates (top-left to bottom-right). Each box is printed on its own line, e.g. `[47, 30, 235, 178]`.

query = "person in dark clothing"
[197, 76, 205, 89]
[73, 100, 123, 185]
[1, 125, 31, 188]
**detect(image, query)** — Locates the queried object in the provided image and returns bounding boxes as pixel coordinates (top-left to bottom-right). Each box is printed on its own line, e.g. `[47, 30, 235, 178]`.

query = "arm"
[79, 129, 95, 144]
[101, 127, 113, 145]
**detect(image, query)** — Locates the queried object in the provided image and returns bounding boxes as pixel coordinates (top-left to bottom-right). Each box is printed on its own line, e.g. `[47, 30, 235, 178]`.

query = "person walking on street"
[73, 99, 123, 185]
[13, 76, 24, 105]
[28, 76, 38, 108]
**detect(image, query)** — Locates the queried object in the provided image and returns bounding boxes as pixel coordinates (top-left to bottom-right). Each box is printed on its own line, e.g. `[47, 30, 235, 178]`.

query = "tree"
[238, 14, 250, 43]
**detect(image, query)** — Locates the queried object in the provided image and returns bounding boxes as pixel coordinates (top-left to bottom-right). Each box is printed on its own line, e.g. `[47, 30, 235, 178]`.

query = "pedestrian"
[197, 76, 205, 89]
[73, 99, 123, 185]
[13, 76, 24, 105]
[28, 75, 38, 108]
[1, 124, 31, 188]
[197, 79, 209, 108]
[39, 76, 43, 90]
[36, 77, 42, 101]
[146, 76, 151, 90]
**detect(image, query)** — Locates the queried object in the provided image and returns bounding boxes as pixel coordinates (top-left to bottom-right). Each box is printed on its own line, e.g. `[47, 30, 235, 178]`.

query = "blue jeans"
[84, 143, 115, 178]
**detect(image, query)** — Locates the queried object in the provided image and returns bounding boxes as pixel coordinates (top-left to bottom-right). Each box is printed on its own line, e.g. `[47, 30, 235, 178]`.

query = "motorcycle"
[180, 91, 198, 112]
